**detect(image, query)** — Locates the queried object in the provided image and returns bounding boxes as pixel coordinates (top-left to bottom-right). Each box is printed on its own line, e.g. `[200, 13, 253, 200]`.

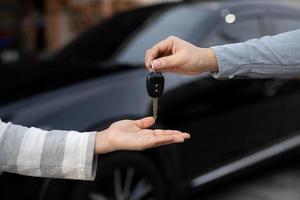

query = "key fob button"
[146, 72, 165, 98]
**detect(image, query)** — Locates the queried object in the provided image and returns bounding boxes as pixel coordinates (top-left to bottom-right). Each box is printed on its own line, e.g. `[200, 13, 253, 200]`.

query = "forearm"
[0, 119, 97, 180]
[210, 29, 300, 79]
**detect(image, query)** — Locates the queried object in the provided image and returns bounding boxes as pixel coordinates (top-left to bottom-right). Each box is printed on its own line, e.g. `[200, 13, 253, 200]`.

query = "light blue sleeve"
[211, 29, 300, 79]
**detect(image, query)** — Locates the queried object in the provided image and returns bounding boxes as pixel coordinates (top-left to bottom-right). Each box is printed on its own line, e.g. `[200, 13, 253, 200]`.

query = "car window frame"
[111, 5, 218, 65]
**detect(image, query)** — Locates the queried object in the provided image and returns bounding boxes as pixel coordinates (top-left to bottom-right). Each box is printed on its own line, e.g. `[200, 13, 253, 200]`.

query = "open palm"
[95, 117, 190, 153]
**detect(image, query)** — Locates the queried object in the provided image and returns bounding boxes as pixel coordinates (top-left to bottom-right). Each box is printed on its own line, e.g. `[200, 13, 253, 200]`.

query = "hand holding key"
[145, 36, 218, 75]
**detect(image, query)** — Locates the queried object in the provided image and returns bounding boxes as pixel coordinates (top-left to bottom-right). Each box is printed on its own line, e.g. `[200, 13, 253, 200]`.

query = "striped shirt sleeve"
[0, 119, 98, 181]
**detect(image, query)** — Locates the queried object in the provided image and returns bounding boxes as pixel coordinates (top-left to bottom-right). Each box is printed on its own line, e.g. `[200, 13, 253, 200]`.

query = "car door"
[264, 10, 300, 137]
[159, 9, 289, 185]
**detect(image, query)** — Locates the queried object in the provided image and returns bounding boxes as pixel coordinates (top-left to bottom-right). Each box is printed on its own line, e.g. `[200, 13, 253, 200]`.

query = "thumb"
[135, 117, 155, 129]
[152, 54, 177, 71]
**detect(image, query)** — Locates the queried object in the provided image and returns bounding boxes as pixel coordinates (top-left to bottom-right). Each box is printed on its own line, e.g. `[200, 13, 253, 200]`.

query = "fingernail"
[152, 60, 160, 69]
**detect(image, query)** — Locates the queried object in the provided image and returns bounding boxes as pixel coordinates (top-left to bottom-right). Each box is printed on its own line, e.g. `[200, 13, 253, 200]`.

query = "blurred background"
[0, 0, 179, 62]
[1, 0, 300, 200]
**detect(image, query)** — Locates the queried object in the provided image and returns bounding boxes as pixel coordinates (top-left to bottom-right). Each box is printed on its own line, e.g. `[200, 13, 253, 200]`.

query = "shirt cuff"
[84, 131, 98, 181]
[210, 42, 252, 79]
[60, 130, 98, 181]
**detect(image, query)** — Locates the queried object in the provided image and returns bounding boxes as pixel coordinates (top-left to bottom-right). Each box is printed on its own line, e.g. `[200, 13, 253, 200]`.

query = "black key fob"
[146, 72, 165, 98]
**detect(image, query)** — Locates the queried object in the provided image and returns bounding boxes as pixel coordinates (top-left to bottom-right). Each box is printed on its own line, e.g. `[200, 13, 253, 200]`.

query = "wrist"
[95, 130, 114, 154]
[207, 48, 219, 72]
[196, 48, 218, 73]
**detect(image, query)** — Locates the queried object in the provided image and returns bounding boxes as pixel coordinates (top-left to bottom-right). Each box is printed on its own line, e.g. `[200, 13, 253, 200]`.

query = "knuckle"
[152, 45, 159, 52]
[140, 119, 145, 128]
[158, 59, 165, 67]
[168, 35, 177, 40]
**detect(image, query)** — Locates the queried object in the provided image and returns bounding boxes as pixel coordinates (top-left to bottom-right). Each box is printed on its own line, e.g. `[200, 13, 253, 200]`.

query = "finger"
[146, 40, 169, 67]
[153, 130, 190, 139]
[153, 135, 185, 146]
[167, 133, 190, 142]
[151, 54, 178, 72]
[153, 131, 189, 142]
[145, 49, 151, 71]
[183, 133, 191, 139]
[152, 134, 178, 145]
[145, 49, 153, 71]
[153, 129, 181, 136]
[135, 117, 155, 129]
[145, 37, 174, 69]
[142, 133, 189, 150]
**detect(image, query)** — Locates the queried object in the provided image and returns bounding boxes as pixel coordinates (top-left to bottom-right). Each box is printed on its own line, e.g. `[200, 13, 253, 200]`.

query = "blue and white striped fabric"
[0, 118, 97, 180]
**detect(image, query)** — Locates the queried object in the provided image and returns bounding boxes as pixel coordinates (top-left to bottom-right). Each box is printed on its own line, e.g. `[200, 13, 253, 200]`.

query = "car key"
[146, 71, 165, 120]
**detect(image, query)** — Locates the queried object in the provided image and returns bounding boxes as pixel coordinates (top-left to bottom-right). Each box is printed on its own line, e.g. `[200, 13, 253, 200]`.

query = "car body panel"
[0, 69, 200, 130]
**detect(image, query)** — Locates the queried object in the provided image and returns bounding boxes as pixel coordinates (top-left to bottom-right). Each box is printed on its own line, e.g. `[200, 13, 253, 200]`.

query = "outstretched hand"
[95, 117, 190, 154]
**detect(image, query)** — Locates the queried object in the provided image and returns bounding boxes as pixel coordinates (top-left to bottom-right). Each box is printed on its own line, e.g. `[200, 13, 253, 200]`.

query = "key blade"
[153, 98, 158, 120]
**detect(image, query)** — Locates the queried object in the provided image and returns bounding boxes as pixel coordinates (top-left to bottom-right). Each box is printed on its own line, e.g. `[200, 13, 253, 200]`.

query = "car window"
[202, 14, 265, 47]
[114, 5, 215, 65]
[269, 17, 300, 34]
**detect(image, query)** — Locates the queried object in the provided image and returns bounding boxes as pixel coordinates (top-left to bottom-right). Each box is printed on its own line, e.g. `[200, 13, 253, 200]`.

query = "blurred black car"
[1, 1, 300, 200]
